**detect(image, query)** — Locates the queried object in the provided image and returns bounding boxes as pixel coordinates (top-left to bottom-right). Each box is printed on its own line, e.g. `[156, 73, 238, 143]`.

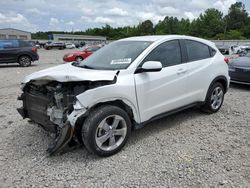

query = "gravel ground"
[0, 49, 249, 187]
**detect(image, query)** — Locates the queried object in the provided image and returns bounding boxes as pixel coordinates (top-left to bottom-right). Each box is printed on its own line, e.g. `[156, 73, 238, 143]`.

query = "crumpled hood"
[22, 63, 117, 84]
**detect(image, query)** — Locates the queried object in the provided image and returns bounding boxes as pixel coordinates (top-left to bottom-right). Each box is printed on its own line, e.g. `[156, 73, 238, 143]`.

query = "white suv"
[17, 35, 230, 156]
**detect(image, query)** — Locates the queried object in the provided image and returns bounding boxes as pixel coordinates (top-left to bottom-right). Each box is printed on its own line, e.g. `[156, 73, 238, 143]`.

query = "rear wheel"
[18, 55, 31, 67]
[201, 82, 225, 113]
[81, 105, 131, 157]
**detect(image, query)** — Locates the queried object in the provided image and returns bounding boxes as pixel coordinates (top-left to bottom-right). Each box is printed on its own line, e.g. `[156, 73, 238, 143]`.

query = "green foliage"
[138, 20, 154, 35]
[32, 1, 250, 40]
[227, 30, 246, 39]
[226, 2, 248, 31]
[196, 9, 225, 38]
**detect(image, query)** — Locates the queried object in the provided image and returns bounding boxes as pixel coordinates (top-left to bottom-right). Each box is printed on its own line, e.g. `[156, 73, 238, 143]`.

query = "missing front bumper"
[47, 122, 74, 155]
[17, 91, 76, 155]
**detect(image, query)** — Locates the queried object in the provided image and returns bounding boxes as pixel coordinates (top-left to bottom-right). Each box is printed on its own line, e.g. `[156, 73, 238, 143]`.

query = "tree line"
[32, 2, 250, 40]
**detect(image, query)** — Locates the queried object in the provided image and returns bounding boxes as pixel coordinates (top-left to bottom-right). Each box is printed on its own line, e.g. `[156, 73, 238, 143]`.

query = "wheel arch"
[205, 75, 228, 101]
[92, 100, 134, 120]
[210, 75, 228, 93]
[75, 98, 138, 127]
[74, 99, 138, 143]
[18, 54, 32, 62]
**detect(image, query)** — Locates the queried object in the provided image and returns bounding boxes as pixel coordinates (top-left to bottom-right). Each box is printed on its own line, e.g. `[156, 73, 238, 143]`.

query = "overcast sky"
[0, 0, 249, 32]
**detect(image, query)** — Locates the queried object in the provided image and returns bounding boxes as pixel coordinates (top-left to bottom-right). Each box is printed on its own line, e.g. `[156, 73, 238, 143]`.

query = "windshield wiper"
[72, 62, 94, 69]
[80, 64, 94, 69]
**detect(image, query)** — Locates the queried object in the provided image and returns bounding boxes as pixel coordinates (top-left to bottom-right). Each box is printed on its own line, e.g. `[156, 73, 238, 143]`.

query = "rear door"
[134, 40, 189, 122]
[0, 40, 19, 63]
[183, 39, 215, 103]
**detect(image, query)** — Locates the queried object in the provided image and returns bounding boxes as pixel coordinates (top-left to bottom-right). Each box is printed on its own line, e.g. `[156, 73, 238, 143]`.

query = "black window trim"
[183, 39, 215, 63]
[209, 47, 217, 57]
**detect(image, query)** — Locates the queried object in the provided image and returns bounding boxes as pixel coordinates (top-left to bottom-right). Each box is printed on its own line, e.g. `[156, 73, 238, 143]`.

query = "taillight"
[32, 47, 37, 52]
[224, 57, 229, 64]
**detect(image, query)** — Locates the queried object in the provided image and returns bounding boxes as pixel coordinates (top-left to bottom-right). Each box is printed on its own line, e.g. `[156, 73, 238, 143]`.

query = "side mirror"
[135, 61, 162, 73]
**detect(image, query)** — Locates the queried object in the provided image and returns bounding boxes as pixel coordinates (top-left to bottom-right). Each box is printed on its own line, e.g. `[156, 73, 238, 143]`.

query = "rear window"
[0, 40, 18, 49]
[185, 40, 211, 62]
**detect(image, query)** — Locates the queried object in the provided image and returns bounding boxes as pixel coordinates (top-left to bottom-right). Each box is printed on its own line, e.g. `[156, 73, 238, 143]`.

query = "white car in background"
[230, 45, 241, 54]
[65, 43, 76, 49]
[17, 35, 229, 157]
[240, 44, 250, 51]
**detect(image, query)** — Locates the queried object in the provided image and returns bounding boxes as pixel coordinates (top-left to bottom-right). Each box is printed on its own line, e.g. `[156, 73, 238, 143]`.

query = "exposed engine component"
[17, 79, 116, 155]
[47, 92, 64, 127]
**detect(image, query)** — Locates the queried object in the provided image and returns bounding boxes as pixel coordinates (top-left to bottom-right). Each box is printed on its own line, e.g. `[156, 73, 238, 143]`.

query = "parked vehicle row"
[217, 44, 250, 55]
[30, 40, 105, 50]
[17, 35, 230, 157]
[0, 39, 103, 67]
[45, 42, 77, 50]
[44, 42, 66, 50]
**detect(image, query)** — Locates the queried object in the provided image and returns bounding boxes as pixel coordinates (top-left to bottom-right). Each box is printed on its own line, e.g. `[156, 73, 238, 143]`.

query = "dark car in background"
[228, 53, 250, 84]
[44, 42, 66, 50]
[0, 40, 39, 67]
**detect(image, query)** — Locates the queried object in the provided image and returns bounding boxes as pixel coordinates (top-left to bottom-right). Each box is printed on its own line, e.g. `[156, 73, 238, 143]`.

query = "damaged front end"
[17, 79, 115, 155]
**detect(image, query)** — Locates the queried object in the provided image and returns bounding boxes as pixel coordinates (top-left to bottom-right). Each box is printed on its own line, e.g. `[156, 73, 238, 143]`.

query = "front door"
[134, 40, 189, 122]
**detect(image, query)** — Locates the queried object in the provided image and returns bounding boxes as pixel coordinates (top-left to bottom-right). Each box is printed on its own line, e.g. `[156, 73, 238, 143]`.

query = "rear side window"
[185, 40, 211, 61]
[19, 40, 32, 47]
[143, 40, 182, 67]
[0, 40, 18, 49]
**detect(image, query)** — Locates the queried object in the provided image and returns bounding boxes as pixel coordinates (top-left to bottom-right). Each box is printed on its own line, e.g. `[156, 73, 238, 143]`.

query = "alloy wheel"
[210, 86, 224, 110]
[95, 115, 127, 151]
[20, 56, 31, 66]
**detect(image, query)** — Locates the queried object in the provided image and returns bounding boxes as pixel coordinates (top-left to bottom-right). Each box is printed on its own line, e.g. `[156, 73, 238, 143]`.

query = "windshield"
[77, 41, 152, 70]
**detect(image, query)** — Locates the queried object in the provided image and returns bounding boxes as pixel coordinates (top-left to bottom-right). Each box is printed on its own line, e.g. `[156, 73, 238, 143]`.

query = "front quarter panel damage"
[17, 76, 118, 155]
[75, 74, 140, 123]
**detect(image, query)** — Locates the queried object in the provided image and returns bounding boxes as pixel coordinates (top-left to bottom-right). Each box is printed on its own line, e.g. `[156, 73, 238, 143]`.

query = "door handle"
[177, 68, 187, 75]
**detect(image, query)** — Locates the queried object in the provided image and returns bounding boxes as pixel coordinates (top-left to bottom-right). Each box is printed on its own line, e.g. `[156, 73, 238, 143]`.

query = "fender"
[76, 97, 140, 123]
[75, 84, 140, 123]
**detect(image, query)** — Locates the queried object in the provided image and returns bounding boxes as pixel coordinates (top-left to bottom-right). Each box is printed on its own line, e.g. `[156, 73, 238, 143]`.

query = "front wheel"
[201, 82, 225, 113]
[81, 105, 131, 157]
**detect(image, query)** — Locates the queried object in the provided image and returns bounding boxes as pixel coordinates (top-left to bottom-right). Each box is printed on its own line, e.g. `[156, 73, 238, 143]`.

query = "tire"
[18, 55, 32, 67]
[75, 56, 83, 62]
[201, 82, 225, 113]
[81, 105, 131, 157]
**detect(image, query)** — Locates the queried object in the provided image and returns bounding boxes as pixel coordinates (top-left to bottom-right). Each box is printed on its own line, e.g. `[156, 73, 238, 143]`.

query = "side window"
[185, 40, 211, 61]
[143, 40, 182, 67]
[19, 40, 32, 47]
